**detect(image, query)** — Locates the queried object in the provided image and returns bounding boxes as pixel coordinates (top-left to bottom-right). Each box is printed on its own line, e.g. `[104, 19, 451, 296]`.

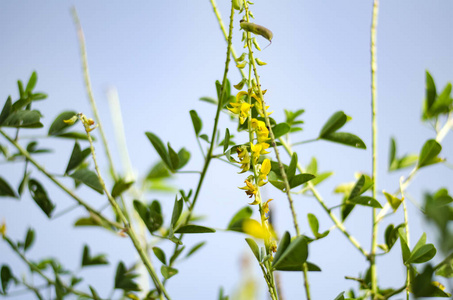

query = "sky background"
[1, 1, 453, 299]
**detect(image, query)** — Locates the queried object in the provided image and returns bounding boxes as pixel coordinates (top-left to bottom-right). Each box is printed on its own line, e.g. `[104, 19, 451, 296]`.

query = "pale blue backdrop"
[1, 1, 452, 299]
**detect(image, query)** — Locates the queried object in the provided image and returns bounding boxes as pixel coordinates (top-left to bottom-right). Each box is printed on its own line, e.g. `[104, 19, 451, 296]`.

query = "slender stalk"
[165, 0, 235, 277]
[370, 0, 379, 298]
[209, 0, 247, 81]
[241, 1, 305, 297]
[279, 137, 368, 257]
[3, 236, 93, 299]
[436, 114, 453, 142]
[72, 8, 130, 222]
[0, 129, 122, 230]
[402, 198, 410, 299]
[292, 138, 319, 146]
[81, 117, 171, 300]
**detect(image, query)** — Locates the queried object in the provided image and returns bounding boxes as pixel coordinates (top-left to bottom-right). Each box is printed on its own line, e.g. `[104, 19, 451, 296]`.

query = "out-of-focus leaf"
[70, 169, 104, 194]
[0, 176, 18, 199]
[28, 179, 55, 218]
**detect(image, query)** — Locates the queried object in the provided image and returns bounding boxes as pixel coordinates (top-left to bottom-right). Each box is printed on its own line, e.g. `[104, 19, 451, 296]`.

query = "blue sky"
[1, 1, 452, 299]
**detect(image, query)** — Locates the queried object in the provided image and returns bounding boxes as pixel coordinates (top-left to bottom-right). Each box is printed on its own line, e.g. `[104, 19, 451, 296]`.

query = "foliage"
[0, 1, 452, 300]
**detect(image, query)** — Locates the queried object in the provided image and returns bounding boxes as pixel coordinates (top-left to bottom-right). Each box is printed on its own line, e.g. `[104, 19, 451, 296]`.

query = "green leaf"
[152, 247, 167, 265]
[273, 231, 291, 265]
[1, 265, 13, 294]
[111, 179, 134, 198]
[199, 97, 217, 105]
[309, 171, 333, 187]
[146, 161, 171, 180]
[0, 176, 18, 199]
[199, 134, 210, 143]
[175, 225, 215, 234]
[133, 200, 163, 233]
[407, 244, 436, 264]
[286, 152, 297, 181]
[319, 111, 348, 137]
[74, 217, 103, 227]
[89, 286, 101, 300]
[65, 142, 91, 174]
[289, 173, 315, 189]
[167, 143, 179, 171]
[189, 110, 202, 136]
[425, 70, 437, 113]
[349, 175, 366, 200]
[23, 228, 35, 252]
[307, 214, 319, 237]
[227, 206, 253, 232]
[0, 97, 12, 125]
[245, 238, 260, 262]
[321, 132, 366, 149]
[223, 128, 230, 153]
[186, 241, 206, 258]
[81, 245, 108, 267]
[1, 110, 43, 128]
[114, 262, 141, 292]
[383, 191, 402, 211]
[268, 171, 286, 191]
[70, 169, 104, 194]
[334, 292, 345, 300]
[48, 111, 77, 136]
[177, 148, 191, 169]
[412, 264, 451, 297]
[272, 235, 308, 271]
[171, 198, 183, 229]
[384, 224, 404, 252]
[272, 123, 290, 138]
[25, 71, 38, 94]
[54, 131, 90, 140]
[398, 228, 411, 263]
[389, 137, 396, 170]
[347, 196, 382, 208]
[161, 265, 178, 280]
[418, 139, 442, 168]
[28, 179, 55, 218]
[306, 262, 321, 272]
[145, 132, 172, 170]
[436, 260, 453, 278]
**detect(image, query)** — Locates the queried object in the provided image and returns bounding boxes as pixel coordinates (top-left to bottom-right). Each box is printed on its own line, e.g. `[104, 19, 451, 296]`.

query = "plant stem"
[279, 137, 369, 257]
[209, 0, 247, 81]
[242, 1, 304, 298]
[72, 7, 130, 222]
[3, 236, 94, 299]
[81, 118, 171, 300]
[402, 199, 410, 300]
[292, 138, 319, 146]
[0, 129, 122, 230]
[165, 0, 235, 277]
[370, 0, 379, 298]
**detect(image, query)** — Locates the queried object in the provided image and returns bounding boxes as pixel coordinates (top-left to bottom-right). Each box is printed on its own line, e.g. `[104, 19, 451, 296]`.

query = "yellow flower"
[0, 220, 6, 238]
[239, 179, 257, 198]
[262, 198, 273, 214]
[227, 102, 251, 124]
[236, 146, 250, 173]
[250, 142, 262, 163]
[258, 159, 271, 186]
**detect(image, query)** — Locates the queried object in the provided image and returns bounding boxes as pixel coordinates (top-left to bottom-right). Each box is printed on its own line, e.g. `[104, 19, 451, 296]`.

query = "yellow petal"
[243, 219, 267, 239]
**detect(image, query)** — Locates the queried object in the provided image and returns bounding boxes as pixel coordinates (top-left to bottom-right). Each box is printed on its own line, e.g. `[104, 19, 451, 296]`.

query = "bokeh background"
[1, 1, 452, 299]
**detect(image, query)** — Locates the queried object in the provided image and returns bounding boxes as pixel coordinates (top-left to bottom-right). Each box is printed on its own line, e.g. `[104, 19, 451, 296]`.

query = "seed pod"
[240, 21, 273, 45]
[236, 61, 247, 69]
[232, 0, 242, 11]
[234, 78, 247, 90]
[236, 52, 247, 62]
[255, 58, 267, 66]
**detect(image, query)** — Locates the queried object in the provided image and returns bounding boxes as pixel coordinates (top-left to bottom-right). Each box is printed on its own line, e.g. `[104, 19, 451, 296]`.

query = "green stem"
[72, 7, 130, 222]
[402, 198, 410, 300]
[0, 129, 122, 230]
[81, 118, 171, 300]
[279, 137, 369, 257]
[370, 0, 379, 298]
[165, 0, 235, 276]
[210, 0, 247, 81]
[3, 236, 93, 299]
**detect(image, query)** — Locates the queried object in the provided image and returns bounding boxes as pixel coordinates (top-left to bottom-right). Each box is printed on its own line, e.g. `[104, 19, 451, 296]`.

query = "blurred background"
[1, 1, 452, 299]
